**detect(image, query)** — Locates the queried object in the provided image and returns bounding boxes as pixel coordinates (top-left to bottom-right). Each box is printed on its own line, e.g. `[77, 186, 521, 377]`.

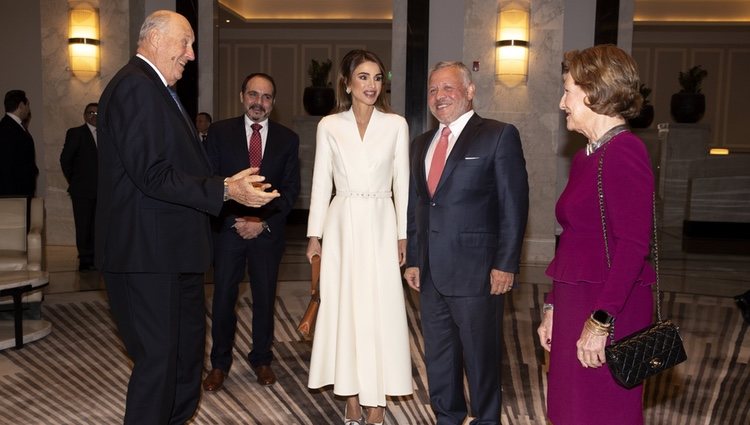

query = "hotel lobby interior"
[0, 0, 748, 423]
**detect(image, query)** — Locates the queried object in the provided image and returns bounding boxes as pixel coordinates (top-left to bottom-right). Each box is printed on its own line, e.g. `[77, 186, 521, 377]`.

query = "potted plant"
[303, 59, 335, 116]
[628, 83, 654, 128]
[670, 65, 708, 123]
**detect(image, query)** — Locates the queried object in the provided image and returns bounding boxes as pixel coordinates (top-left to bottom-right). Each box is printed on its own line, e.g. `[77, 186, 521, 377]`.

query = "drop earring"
[346, 87, 351, 94]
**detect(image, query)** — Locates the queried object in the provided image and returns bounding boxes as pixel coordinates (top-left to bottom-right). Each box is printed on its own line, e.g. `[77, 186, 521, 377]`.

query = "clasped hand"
[226, 167, 280, 207]
[233, 216, 264, 240]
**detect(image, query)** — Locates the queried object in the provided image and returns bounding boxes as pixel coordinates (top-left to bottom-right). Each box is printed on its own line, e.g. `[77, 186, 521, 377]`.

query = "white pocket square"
[464, 156, 480, 160]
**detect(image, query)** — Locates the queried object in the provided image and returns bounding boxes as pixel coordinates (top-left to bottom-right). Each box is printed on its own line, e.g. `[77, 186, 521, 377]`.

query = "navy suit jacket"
[206, 116, 300, 234]
[0, 114, 38, 196]
[60, 124, 98, 198]
[406, 113, 529, 296]
[95, 56, 224, 273]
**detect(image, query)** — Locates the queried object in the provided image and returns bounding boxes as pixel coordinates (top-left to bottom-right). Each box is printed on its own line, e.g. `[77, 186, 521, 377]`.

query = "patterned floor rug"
[0, 282, 747, 424]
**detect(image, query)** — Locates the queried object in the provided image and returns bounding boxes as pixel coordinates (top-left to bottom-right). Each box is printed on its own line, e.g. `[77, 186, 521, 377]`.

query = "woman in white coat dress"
[306, 49, 412, 425]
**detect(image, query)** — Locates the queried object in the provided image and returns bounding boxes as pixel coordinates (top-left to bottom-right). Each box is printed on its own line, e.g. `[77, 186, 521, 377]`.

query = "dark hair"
[4, 90, 28, 113]
[197, 112, 212, 123]
[240, 73, 277, 99]
[334, 49, 391, 113]
[561, 44, 642, 119]
[84, 102, 98, 112]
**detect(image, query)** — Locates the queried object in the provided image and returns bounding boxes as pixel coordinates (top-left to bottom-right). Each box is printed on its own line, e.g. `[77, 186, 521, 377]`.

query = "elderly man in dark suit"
[60, 102, 99, 271]
[404, 61, 529, 425]
[202, 73, 300, 391]
[0, 89, 38, 197]
[96, 10, 279, 424]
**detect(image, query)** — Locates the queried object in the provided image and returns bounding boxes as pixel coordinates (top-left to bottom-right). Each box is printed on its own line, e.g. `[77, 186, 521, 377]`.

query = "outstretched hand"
[226, 167, 280, 208]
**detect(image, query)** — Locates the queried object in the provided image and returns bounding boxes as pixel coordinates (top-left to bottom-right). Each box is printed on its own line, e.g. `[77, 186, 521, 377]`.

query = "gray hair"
[138, 10, 174, 44]
[429, 61, 473, 87]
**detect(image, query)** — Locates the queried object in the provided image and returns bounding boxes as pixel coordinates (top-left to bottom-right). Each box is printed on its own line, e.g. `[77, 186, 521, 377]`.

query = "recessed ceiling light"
[225, 19, 230, 23]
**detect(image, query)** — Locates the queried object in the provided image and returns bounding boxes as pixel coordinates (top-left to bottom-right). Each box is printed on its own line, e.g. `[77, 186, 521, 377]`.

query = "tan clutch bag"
[297, 254, 321, 338]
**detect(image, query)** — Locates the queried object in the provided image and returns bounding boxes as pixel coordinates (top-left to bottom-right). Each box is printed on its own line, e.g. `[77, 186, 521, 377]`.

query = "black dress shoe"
[735, 290, 750, 325]
[251, 364, 276, 386]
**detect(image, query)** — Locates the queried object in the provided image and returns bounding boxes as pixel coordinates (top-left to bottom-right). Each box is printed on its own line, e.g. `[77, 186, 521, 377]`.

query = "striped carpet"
[0, 282, 747, 424]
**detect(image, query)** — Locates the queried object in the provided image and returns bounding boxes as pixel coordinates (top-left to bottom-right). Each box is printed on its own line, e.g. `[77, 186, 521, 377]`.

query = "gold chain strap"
[596, 145, 662, 342]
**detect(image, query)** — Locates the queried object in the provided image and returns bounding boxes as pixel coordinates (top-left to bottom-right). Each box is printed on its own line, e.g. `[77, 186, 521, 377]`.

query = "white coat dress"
[306, 108, 413, 407]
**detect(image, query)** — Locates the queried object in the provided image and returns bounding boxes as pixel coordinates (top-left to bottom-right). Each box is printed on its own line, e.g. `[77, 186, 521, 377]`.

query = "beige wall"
[218, 25, 392, 127]
[39, 0, 131, 245]
[633, 24, 750, 151]
[463, 0, 567, 264]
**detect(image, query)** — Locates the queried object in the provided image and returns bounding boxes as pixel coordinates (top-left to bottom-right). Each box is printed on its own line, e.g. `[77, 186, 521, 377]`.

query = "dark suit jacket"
[0, 114, 38, 196]
[95, 56, 224, 273]
[60, 124, 98, 198]
[206, 116, 300, 234]
[406, 113, 529, 296]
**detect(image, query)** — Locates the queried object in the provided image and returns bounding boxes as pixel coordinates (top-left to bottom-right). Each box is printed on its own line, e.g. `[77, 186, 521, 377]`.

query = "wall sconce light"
[496, 7, 529, 85]
[709, 148, 730, 155]
[68, 5, 100, 80]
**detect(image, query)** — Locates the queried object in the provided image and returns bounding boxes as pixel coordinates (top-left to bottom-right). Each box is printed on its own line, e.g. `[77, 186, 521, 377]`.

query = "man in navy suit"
[96, 10, 279, 424]
[0, 89, 38, 197]
[60, 102, 99, 271]
[202, 73, 300, 391]
[404, 61, 529, 425]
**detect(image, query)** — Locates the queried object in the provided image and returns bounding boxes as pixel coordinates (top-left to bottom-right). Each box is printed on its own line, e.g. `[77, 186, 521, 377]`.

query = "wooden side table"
[0, 271, 52, 349]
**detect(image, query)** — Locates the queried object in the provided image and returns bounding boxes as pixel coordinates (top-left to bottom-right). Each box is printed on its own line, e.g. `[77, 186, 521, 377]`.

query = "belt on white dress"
[335, 191, 392, 199]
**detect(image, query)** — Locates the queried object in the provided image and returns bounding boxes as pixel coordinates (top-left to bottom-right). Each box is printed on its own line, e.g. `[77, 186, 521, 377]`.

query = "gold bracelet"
[587, 317, 611, 331]
[584, 318, 610, 336]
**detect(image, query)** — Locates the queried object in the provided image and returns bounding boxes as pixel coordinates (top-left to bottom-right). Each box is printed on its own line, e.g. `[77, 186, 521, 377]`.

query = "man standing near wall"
[96, 10, 279, 424]
[60, 102, 99, 272]
[195, 111, 211, 143]
[0, 90, 38, 197]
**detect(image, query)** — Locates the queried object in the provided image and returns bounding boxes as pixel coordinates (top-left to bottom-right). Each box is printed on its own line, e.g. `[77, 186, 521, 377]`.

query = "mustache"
[247, 103, 266, 113]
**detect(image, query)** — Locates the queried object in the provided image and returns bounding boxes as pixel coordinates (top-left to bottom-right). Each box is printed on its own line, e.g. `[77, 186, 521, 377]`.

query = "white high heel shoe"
[344, 404, 364, 425]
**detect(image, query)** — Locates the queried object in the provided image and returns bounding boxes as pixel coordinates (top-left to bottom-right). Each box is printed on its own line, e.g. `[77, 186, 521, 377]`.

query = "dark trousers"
[210, 228, 283, 372]
[420, 269, 504, 425]
[104, 272, 205, 425]
[71, 196, 96, 265]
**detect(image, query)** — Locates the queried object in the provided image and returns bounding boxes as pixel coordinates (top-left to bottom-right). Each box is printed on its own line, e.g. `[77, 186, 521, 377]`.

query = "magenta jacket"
[546, 131, 657, 315]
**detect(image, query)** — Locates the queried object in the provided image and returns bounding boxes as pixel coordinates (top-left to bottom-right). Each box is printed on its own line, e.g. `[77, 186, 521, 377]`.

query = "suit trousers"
[71, 196, 96, 265]
[210, 228, 284, 371]
[420, 268, 504, 425]
[104, 272, 205, 425]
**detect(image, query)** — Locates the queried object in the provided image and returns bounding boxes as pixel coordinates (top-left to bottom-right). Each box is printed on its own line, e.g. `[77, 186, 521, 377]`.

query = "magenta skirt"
[546, 281, 653, 425]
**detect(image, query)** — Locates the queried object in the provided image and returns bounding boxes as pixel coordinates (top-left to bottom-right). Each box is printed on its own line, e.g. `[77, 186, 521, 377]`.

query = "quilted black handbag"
[595, 142, 687, 389]
[605, 320, 687, 388]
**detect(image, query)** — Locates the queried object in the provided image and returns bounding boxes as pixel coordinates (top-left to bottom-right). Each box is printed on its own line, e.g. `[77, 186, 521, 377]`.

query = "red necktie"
[248, 123, 263, 167]
[427, 126, 451, 197]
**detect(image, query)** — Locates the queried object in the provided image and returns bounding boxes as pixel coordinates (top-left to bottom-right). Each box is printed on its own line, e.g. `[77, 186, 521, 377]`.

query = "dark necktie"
[168, 87, 184, 113]
[427, 126, 451, 197]
[248, 123, 263, 167]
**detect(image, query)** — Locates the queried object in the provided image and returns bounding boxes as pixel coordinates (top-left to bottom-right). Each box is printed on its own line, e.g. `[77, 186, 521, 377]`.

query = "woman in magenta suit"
[537, 44, 657, 425]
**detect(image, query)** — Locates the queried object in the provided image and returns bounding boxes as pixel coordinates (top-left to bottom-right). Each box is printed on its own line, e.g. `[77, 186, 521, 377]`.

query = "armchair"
[0, 197, 44, 314]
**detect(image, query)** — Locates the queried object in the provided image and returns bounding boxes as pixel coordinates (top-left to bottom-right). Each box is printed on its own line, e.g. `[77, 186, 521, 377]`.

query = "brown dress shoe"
[251, 364, 276, 386]
[202, 368, 226, 392]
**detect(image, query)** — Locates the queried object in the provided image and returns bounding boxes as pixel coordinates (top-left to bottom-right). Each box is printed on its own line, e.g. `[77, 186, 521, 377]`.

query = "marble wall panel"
[40, 0, 130, 245]
[464, 0, 561, 264]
